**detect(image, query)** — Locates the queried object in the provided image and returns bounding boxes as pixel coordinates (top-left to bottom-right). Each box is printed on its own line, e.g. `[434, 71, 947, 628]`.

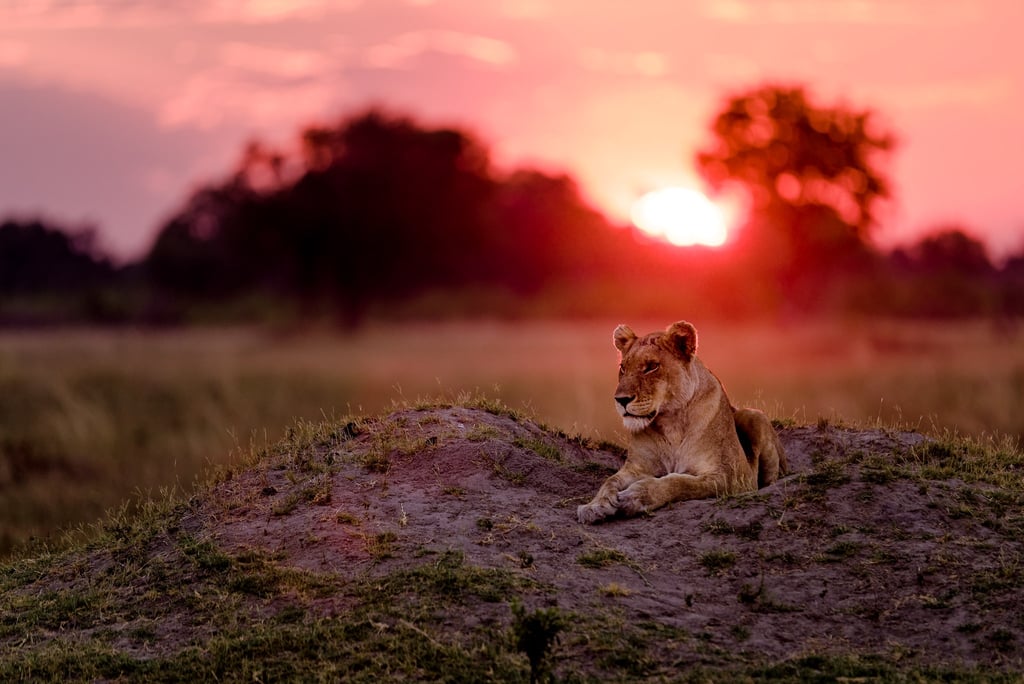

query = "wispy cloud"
[365, 31, 518, 69]
[221, 42, 334, 79]
[0, 0, 359, 29]
[578, 49, 669, 78]
[702, 0, 982, 25]
[499, 0, 552, 19]
[160, 71, 341, 131]
[159, 42, 345, 131]
[0, 1, 116, 29]
[199, 0, 360, 25]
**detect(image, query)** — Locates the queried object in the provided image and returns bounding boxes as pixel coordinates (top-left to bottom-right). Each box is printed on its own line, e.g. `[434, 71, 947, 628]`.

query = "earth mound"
[2, 405, 1022, 680]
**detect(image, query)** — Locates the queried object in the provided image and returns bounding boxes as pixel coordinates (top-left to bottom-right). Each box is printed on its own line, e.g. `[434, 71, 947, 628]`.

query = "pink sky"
[1, 0, 1022, 260]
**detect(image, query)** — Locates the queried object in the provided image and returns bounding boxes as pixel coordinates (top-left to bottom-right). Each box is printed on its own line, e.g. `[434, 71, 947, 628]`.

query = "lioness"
[577, 320, 787, 524]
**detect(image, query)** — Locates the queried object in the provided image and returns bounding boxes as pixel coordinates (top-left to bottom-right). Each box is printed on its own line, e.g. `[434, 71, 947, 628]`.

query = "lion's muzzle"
[615, 394, 658, 432]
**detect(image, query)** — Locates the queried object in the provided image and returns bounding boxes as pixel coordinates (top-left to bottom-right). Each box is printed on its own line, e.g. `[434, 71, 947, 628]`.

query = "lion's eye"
[643, 362, 660, 375]
[618, 364, 625, 376]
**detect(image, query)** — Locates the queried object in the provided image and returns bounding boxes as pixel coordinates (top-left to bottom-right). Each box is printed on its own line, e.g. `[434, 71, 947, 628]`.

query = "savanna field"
[1, 318, 1021, 558]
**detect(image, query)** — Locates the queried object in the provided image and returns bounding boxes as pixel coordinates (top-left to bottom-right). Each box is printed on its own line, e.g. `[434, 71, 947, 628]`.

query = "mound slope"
[2, 405, 1023, 680]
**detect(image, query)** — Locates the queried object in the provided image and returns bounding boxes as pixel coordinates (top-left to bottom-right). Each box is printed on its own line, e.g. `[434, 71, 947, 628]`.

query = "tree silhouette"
[284, 112, 498, 322]
[892, 226, 994, 276]
[881, 227, 998, 318]
[0, 219, 113, 293]
[489, 170, 618, 294]
[146, 182, 259, 296]
[696, 84, 896, 311]
[697, 84, 895, 235]
[145, 109, 624, 325]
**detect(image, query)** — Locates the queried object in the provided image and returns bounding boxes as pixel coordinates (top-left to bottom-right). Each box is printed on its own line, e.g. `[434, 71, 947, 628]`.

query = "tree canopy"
[696, 84, 897, 311]
[0, 219, 113, 293]
[697, 84, 895, 236]
[145, 110, 624, 324]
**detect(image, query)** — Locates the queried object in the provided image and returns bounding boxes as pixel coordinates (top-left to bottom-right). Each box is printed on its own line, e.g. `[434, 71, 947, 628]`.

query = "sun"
[630, 187, 728, 247]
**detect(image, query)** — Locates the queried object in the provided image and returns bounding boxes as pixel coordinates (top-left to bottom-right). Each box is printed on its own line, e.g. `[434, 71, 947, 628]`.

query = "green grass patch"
[803, 458, 851, 489]
[334, 511, 361, 525]
[901, 435, 1024, 490]
[365, 532, 398, 561]
[738, 577, 801, 614]
[577, 547, 631, 569]
[698, 549, 738, 575]
[465, 424, 503, 442]
[512, 436, 563, 463]
[0, 546, 542, 682]
[701, 518, 763, 540]
[817, 540, 862, 563]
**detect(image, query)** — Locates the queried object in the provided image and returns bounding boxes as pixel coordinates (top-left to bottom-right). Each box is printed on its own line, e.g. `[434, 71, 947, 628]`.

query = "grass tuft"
[577, 547, 630, 569]
[698, 549, 738, 575]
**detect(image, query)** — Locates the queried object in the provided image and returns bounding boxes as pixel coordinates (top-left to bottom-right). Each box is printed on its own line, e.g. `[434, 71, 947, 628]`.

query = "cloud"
[578, 49, 669, 78]
[159, 42, 345, 131]
[701, 0, 982, 25]
[159, 70, 341, 131]
[365, 31, 518, 69]
[500, 0, 552, 19]
[0, 1, 183, 29]
[198, 0, 361, 24]
[221, 42, 334, 79]
[702, 0, 754, 22]
[0, 0, 359, 29]
[0, 1, 105, 29]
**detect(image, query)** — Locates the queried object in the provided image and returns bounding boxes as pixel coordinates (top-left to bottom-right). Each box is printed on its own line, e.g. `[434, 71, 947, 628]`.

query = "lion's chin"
[622, 413, 656, 433]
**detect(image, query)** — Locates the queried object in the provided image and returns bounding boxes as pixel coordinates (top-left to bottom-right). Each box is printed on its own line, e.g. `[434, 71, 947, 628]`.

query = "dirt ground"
[190, 405, 1023, 672]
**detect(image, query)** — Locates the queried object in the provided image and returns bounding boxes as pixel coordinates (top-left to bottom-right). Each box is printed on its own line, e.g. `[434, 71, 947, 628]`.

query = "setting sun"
[630, 187, 728, 247]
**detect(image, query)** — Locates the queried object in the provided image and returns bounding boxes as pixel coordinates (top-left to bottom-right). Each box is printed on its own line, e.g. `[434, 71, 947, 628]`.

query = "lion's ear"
[665, 320, 697, 361]
[612, 324, 637, 354]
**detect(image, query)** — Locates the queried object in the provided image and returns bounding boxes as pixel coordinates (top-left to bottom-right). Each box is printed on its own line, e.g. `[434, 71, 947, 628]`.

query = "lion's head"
[612, 320, 700, 433]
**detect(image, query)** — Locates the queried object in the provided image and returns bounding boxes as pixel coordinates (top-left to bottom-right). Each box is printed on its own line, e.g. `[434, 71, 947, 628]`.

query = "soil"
[195, 406, 1021, 671]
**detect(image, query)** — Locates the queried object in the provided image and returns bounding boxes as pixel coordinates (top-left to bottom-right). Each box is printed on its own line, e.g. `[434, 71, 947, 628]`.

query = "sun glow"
[630, 187, 728, 247]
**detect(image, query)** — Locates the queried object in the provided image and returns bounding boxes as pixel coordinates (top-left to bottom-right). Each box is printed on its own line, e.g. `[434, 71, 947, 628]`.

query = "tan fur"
[577, 320, 788, 524]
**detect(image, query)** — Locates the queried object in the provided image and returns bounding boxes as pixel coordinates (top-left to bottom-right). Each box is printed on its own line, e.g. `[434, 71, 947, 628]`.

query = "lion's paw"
[577, 496, 618, 524]
[616, 485, 653, 516]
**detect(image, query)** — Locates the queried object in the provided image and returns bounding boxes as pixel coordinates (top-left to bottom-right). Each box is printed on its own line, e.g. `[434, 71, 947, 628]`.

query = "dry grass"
[0, 318, 1021, 556]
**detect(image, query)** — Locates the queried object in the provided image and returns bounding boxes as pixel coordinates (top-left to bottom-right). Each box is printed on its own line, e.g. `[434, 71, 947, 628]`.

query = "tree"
[144, 109, 626, 325]
[697, 84, 895, 236]
[885, 227, 997, 317]
[283, 111, 500, 322]
[892, 226, 993, 276]
[488, 170, 618, 294]
[146, 182, 262, 296]
[696, 84, 896, 311]
[0, 219, 113, 293]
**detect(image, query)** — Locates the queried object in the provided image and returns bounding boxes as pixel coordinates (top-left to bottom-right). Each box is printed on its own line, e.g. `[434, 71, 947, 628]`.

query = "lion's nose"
[615, 395, 634, 409]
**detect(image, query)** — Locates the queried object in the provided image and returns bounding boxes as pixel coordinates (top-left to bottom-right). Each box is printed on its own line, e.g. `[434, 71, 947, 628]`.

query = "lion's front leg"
[617, 472, 727, 516]
[577, 468, 646, 524]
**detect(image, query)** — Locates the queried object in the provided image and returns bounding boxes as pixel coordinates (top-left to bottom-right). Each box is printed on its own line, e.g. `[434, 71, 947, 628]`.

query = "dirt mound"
[3, 405, 1023, 680]
[199, 407, 1020, 666]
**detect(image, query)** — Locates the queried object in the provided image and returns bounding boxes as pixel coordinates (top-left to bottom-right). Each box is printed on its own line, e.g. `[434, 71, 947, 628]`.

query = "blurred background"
[1, 0, 1022, 555]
